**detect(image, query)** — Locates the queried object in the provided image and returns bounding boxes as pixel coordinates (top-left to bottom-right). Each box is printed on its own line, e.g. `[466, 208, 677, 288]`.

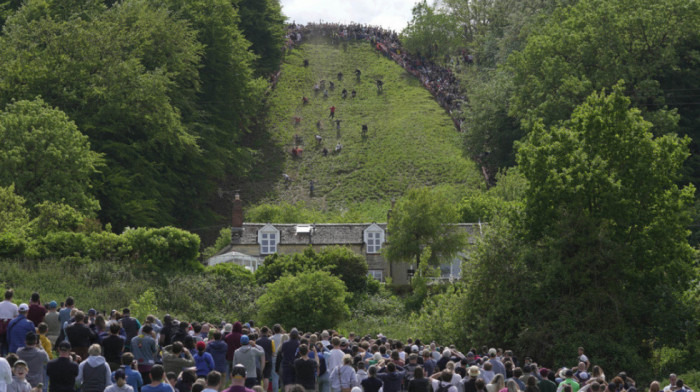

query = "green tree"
[384, 187, 466, 268]
[256, 270, 350, 331]
[0, 185, 28, 235]
[0, 99, 102, 215]
[401, 1, 460, 60]
[236, 0, 286, 76]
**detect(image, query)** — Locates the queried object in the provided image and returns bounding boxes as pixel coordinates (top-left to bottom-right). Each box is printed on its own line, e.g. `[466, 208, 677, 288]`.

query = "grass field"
[241, 40, 482, 219]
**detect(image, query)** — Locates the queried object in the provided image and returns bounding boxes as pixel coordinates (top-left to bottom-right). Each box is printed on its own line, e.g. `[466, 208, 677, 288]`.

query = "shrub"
[120, 227, 202, 272]
[206, 263, 256, 286]
[256, 270, 350, 331]
[202, 228, 232, 260]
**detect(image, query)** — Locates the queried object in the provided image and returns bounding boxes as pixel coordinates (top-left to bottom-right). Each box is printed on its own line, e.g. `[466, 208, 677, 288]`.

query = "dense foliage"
[256, 270, 350, 331]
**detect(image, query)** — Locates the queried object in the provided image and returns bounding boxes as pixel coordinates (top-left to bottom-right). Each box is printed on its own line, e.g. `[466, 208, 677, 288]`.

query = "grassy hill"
[236, 40, 482, 220]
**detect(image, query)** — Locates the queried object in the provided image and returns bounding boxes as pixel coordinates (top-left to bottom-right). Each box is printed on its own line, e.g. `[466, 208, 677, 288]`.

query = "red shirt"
[27, 303, 47, 327]
[330, 106, 335, 113]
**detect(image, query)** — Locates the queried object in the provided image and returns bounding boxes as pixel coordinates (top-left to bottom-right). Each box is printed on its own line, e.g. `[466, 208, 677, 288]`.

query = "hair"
[299, 344, 309, 356]
[207, 370, 221, 387]
[122, 352, 134, 365]
[142, 325, 153, 334]
[110, 322, 121, 334]
[192, 385, 204, 392]
[37, 322, 48, 334]
[591, 383, 601, 392]
[260, 326, 269, 335]
[369, 366, 378, 377]
[273, 324, 282, 334]
[213, 331, 222, 340]
[288, 385, 305, 392]
[88, 343, 102, 356]
[331, 337, 341, 347]
[446, 361, 455, 371]
[476, 379, 486, 391]
[484, 362, 493, 371]
[414, 367, 424, 379]
[30, 292, 40, 302]
[172, 341, 184, 354]
[592, 366, 604, 378]
[527, 377, 537, 387]
[514, 367, 523, 378]
[150, 365, 165, 382]
[182, 370, 197, 384]
[166, 372, 177, 382]
[440, 370, 453, 383]
[491, 374, 505, 391]
[4, 289, 13, 300]
[563, 386, 572, 392]
[74, 311, 85, 323]
[65, 297, 74, 306]
[122, 308, 130, 315]
[343, 354, 353, 365]
[507, 380, 520, 392]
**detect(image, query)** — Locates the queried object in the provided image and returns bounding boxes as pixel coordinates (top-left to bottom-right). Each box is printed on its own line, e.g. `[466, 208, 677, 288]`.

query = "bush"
[256, 270, 350, 331]
[120, 227, 202, 272]
[206, 263, 256, 286]
[202, 228, 232, 260]
[0, 232, 25, 257]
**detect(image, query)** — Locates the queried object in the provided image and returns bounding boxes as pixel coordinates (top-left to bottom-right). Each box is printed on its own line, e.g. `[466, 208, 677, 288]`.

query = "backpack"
[435, 382, 451, 392]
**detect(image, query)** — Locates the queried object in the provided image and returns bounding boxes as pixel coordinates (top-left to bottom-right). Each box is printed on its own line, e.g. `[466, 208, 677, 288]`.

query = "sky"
[279, 0, 417, 32]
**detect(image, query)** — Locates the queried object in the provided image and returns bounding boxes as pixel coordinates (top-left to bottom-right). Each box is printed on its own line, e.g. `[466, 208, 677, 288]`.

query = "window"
[258, 224, 280, 255]
[260, 232, 277, 254]
[366, 231, 382, 253]
[368, 270, 383, 281]
[363, 223, 385, 254]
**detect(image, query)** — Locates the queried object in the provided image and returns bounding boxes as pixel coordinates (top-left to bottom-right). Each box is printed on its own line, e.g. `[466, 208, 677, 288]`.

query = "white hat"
[18, 303, 29, 312]
[488, 348, 497, 356]
[411, 345, 419, 352]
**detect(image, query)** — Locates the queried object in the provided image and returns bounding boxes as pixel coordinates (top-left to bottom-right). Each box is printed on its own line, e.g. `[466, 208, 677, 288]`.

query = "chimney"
[232, 193, 243, 237]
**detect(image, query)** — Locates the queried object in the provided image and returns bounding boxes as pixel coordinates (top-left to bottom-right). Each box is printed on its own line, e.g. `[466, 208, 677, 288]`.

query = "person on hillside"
[376, 80, 383, 92]
[329, 106, 336, 119]
[329, 82, 335, 90]
[462, 366, 480, 392]
[341, 89, 347, 99]
[351, 90, 356, 98]
[361, 366, 382, 392]
[1, 290, 20, 356]
[25, 294, 46, 328]
[76, 344, 112, 392]
[57, 298, 73, 328]
[574, 363, 590, 385]
[65, 311, 97, 362]
[194, 341, 215, 379]
[270, 325, 286, 392]
[303, 60, 309, 67]
[163, 342, 195, 376]
[233, 335, 264, 388]
[354, 69, 361, 80]
[335, 143, 342, 153]
[576, 349, 589, 371]
[256, 327, 275, 391]
[278, 329, 300, 392]
[7, 305, 36, 354]
[337, 72, 343, 81]
[43, 303, 60, 347]
[202, 371, 221, 392]
[293, 344, 318, 392]
[664, 375, 677, 392]
[131, 324, 158, 382]
[225, 323, 243, 376]
[302, 97, 309, 105]
[224, 365, 253, 392]
[323, 90, 329, 98]
[142, 365, 175, 392]
[309, 180, 315, 197]
[113, 353, 143, 392]
[486, 375, 505, 392]
[105, 370, 133, 392]
[46, 342, 78, 392]
[103, 323, 125, 372]
[16, 333, 48, 389]
[206, 331, 229, 382]
[322, 147, 329, 157]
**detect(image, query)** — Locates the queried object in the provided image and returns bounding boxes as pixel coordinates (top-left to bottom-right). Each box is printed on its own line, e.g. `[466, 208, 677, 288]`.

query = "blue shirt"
[7, 315, 36, 353]
[112, 367, 143, 392]
[142, 383, 174, 392]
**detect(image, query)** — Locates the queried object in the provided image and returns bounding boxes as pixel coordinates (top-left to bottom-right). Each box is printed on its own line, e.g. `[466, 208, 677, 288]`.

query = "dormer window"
[258, 224, 280, 255]
[363, 223, 385, 254]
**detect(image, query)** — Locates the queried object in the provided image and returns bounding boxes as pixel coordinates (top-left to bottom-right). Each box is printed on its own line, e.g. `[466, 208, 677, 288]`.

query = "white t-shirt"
[578, 354, 589, 364]
[0, 301, 18, 320]
[0, 358, 13, 392]
[327, 349, 345, 373]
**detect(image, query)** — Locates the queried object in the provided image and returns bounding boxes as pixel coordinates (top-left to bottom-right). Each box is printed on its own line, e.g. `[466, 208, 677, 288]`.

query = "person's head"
[290, 328, 299, 340]
[332, 336, 340, 347]
[578, 347, 585, 355]
[299, 344, 309, 357]
[578, 362, 586, 371]
[196, 341, 206, 353]
[30, 292, 40, 303]
[231, 364, 247, 385]
[488, 348, 497, 358]
[387, 362, 396, 372]
[114, 370, 127, 387]
[669, 374, 677, 385]
[88, 343, 102, 357]
[150, 365, 165, 382]
[476, 379, 486, 391]
[12, 360, 28, 379]
[273, 324, 282, 334]
[591, 383, 601, 392]
[122, 308, 130, 316]
[527, 376, 537, 387]
[484, 362, 493, 371]
[172, 341, 184, 354]
[414, 367, 424, 380]
[142, 324, 153, 335]
[65, 296, 74, 307]
[563, 386, 572, 392]
[343, 354, 353, 365]
[58, 341, 72, 357]
[446, 361, 455, 372]
[676, 380, 685, 389]
[514, 367, 523, 378]
[565, 370, 574, 379]
[288, 386, 305, 392]
[110, 322, 121, 335]
[166, 372, 177, 386]
[121, 352, 134, 366]
[74, 311, 85, 323]
[506, 380, 519, 392]
[182, 370, 197, 384]
[24, 332, 37, 347]
[18, 303, 28, 314]
[207, 371, 222, 389]
[592, 366, 603, 377]
[440, 370, 453, 383]
[491, 374, 505, 389]
[48, 301, 58, 311]
[4, 289, 14, 301]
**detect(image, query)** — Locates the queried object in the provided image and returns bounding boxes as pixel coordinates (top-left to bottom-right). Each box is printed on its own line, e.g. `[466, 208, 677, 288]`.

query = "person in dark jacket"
[47, 341, 79, 392]
[225, 322, 243, 375]
[206, 331, 229, 378]
[361, 366, 383, 392]
[65, 311, 97, 360]
[279, 329, 300, 391]
[119, 309, 141, 351]
[256, 327, 274, 391]
[7, 304, 35, 353]
[408, 367, 430, 392]
[377, 362, 405, 392]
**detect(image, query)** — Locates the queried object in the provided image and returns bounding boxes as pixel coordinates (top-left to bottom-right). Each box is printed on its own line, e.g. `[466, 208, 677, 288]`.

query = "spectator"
[16, 332, 48, 388]
[7, 305, 35, 354]
[77, 344, 112, 392]
[25, 294, 46, 328]
[142, 365, 175, 392]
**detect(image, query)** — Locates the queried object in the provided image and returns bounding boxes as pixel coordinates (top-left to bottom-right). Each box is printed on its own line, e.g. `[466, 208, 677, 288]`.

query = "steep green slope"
[250, 41, 482, 215]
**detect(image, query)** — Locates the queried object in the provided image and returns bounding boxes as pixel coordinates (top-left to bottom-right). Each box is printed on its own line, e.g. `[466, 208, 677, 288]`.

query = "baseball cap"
[488, 348, 497, 356]
[48, 301, 58, 309]
[240, 335, 250, 345]
[411, 345, 419, 352]
[340, 337, 348, 346]
[196, 341, 206, 350]
[18, 303, 29, 312]
[88, 309, 97, 316]
[231, 364, 247, 379]
[223, 323, 233, 333]
[13, 360, 27, 368]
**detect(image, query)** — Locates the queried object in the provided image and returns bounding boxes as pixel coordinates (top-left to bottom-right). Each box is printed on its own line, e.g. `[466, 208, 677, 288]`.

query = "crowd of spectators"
[283, 23, 467, 132]
[0, 290, 693, 392]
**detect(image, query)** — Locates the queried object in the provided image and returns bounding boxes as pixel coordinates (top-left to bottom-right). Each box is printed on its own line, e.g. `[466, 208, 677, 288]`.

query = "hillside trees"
[461, 85, 696, 373]
[236, 0, 286, 76]
[0, 99, 102, 215]
[384, 187, 466, 268]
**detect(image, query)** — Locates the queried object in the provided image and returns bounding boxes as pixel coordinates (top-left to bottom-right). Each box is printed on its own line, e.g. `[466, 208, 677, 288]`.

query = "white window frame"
[363, 223, 385, 254]
[258, 224, 280, 255]
[368, 269, 384, 281]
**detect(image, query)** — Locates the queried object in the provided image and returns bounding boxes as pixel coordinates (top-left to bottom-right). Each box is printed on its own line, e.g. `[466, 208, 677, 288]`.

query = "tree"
[0, 99, 102, 215]
[463, 84, 697, 373]
[0, 185, 28, 235]
[401, 1, 460, 60]
[384, 187, 466, 268]
[256, 270, 350, 331]
[236, 0, 286, 76]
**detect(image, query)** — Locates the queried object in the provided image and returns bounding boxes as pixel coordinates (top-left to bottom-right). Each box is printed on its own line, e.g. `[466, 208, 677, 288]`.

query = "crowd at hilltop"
[283, 23, 468, 132]
[0, 290, 694, 392]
